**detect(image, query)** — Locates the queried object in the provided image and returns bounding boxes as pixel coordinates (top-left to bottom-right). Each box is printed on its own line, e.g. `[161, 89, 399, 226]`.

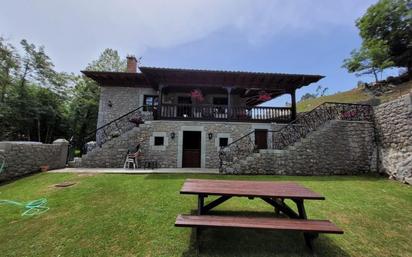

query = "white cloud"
[0, 0, 375, 72]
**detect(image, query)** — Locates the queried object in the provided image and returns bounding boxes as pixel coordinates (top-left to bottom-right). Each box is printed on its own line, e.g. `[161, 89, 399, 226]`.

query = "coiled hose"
[0, 198, 49, 216]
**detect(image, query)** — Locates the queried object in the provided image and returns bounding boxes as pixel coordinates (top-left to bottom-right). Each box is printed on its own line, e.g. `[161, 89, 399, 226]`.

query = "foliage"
[0, 36, 127, 144]
[85, 49, 126, 72]
[299, 85, 329, 102]
[357, 0, 412, 73]
[343, 40, 394, 82]
[297, 79, 412, 112]
[69, 49, 127, 147]
[0, 173, 411, 257]
[343, 0, 411, 80]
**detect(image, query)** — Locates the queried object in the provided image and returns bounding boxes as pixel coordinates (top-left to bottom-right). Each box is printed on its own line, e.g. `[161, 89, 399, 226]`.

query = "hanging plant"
[258, 91, 272, 101]
[190, 89, 204, 103]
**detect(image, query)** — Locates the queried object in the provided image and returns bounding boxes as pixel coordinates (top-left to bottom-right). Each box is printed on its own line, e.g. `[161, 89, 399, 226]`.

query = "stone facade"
[0, 139, 69, 181]
[97, 86, 156, 128]
[374, 93, 412, 184]
[80, 121, 279, 168]
[221, 120, 376, 175]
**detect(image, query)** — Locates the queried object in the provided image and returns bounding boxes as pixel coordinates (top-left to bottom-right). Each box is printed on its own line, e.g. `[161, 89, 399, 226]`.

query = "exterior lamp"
[170, 132, 175, 139]
[107, 100, 113, 108]
[208, 133, 213, 140]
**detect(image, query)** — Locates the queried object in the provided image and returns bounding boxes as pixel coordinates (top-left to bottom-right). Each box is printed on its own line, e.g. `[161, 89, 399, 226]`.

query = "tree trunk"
[372, 68, 379, 83]
[37, 119, 41, 142]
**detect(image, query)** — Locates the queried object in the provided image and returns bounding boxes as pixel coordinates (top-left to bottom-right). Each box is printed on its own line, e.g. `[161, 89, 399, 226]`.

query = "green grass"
[0, 173, 411, 257]
[297, 80, 412, 112]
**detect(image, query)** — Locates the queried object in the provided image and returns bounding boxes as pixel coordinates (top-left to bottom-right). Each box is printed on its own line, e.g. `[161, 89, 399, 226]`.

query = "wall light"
[108, 100, 113, 108]
[170, 132, 175, 139]
[208, 133, 213, 140]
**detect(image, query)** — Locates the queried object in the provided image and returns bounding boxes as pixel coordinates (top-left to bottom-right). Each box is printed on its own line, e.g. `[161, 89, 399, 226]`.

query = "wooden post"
[157, 85, 165, 120]
[224, 87, 233, 120]
[291, 90, 297, 121]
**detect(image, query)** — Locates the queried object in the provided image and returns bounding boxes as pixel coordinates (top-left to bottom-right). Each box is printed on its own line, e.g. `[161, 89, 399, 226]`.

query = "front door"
[182, 131, 201, 167]
[255, 129, 268, 149]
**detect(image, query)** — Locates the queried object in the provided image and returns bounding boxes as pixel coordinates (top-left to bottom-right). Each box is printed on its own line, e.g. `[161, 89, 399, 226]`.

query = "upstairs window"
[143, 95, 159, 111]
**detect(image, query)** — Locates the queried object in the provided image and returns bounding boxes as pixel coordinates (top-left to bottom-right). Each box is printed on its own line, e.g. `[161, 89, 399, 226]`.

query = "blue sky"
[1, 0, 393, 105]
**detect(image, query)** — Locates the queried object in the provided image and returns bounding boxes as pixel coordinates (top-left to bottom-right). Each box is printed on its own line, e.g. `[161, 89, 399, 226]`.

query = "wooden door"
[182, 131, 201, 167]
[255, 129, 268, 149]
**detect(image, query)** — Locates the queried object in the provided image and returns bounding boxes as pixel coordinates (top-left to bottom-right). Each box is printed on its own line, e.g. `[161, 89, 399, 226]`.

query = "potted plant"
[40, 164, 49, 172]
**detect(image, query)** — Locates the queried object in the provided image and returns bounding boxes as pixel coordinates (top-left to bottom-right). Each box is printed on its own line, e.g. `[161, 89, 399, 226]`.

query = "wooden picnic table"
[175, 179, 343, 252]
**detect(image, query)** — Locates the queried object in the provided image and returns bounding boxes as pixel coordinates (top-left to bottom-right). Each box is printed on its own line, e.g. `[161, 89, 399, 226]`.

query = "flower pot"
[40, 165, 49, 172]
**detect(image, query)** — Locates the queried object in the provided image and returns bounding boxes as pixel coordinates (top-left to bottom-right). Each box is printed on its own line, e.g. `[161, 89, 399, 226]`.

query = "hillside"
[297, 80, 412, 112]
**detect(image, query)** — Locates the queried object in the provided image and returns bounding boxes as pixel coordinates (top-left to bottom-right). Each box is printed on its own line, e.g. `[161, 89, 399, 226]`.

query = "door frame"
[177, 126, 206, 168]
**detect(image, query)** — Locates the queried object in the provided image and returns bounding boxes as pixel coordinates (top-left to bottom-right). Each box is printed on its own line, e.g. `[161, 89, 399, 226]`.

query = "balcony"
[156, 104, 292, 123]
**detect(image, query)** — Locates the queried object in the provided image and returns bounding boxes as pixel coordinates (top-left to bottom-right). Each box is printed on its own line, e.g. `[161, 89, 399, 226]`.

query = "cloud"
[0, 0, 375, 72]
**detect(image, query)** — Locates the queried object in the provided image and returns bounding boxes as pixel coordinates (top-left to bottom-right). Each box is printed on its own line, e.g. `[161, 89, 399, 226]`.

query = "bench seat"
[175, 214, 343, 234]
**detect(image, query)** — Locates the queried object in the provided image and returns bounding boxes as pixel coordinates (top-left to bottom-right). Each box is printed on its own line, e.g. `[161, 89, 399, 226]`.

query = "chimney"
[126, 55, 137, 73]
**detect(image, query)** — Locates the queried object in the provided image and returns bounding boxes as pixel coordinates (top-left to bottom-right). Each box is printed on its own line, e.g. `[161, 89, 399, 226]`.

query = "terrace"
[83, 67, 324, 123]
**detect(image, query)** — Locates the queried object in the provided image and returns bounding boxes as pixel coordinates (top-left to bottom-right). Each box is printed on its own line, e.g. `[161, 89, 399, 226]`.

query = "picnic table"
[175, 179, 343, 252]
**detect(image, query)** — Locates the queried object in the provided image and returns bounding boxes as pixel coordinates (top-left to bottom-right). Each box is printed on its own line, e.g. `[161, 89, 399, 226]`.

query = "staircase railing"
[78, 105, 152, 154]
[219, 102, 373, 170]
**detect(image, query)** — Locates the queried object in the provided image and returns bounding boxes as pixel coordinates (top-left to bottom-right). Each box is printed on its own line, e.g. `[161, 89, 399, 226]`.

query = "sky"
[1, 0, 394, 105]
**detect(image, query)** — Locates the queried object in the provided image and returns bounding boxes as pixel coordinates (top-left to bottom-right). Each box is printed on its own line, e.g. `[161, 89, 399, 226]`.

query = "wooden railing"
[157, 104, 291, 123]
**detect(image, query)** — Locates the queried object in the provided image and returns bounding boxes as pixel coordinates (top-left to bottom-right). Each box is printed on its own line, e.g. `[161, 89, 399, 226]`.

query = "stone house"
[79, 56, 379, 175]
[80, 56, 324, 169]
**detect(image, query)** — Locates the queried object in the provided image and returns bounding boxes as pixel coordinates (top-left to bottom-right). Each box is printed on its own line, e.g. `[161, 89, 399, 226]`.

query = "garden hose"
[0, 198, 49, 216]
[0, 156, 5, 173]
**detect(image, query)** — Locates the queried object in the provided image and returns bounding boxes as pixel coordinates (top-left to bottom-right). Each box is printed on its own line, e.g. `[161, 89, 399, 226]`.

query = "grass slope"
[297, 80, 412, 112]
[0, 173, 411, 257]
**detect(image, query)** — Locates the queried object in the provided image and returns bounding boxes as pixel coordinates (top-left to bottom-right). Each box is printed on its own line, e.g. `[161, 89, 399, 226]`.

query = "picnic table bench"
[175, 179, 343, 252]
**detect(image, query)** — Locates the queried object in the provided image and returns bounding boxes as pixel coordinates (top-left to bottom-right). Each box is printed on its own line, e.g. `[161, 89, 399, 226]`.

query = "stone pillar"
[53, 139, 69, 168]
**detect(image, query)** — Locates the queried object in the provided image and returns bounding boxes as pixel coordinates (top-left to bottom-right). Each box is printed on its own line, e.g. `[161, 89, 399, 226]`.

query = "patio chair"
[123, 144, 141, 169]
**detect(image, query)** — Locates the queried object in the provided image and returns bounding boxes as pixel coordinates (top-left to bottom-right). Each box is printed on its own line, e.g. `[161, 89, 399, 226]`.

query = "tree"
[85, 49, 126, 72]
[357, 0, 412, 74]
[0, 37, 18, 102]
[343, 39, 394, 82]
[343, 0, 411, 80]
[68, 48, 128, 148]
[0, 38, 70, 142]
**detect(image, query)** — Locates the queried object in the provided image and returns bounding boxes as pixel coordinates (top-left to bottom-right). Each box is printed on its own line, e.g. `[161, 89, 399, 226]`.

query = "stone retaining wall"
[374, 93, 412, 184]
[0, 139, 69, 181]
[222, 120, 376, 175]
[80, 121, 283, 168]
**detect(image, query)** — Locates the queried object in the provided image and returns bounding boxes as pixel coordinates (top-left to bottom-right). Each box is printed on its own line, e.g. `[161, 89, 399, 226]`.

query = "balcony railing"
[157, 104, 291, 123]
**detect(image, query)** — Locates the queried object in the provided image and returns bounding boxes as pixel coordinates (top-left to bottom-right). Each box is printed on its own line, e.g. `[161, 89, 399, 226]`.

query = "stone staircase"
[224, 120, 376, 175]
[78, 123, 152, 168]
[220, 102, 376, 175]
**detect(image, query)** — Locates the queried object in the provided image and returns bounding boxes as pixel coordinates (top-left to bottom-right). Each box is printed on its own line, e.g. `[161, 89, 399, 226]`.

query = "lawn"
[0, 173, 411, 257]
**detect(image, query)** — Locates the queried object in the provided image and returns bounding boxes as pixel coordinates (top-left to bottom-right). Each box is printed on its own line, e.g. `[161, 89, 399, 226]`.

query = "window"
[143, 95, 159, 111]
[154, 136, 164, 146]
[219, 137, 229, 147]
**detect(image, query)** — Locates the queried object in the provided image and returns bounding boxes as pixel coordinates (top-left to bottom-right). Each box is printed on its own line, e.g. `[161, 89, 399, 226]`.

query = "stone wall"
[0, 139, 69, 181]
[80, 121, 281, 168]
[374, 93, 412, 184]
[222, 120, 376, 175]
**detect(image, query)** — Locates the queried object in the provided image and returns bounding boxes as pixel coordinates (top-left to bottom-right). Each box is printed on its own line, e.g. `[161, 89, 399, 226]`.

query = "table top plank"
[180, 179, 325, 200]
